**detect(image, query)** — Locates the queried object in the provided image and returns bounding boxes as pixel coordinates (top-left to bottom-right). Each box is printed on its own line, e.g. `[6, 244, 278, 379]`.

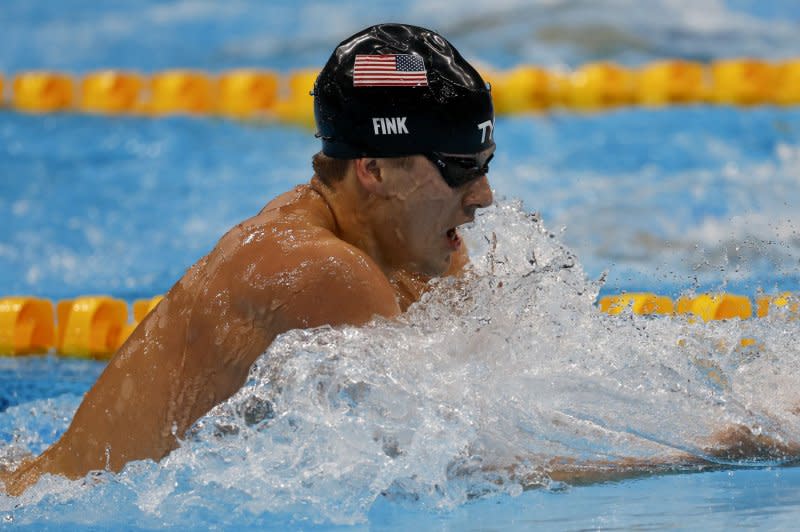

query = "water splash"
[3, 200, 799, 527]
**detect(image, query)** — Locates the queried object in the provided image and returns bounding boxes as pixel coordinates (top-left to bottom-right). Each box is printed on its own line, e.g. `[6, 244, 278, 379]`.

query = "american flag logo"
[353, 54, 428, 87]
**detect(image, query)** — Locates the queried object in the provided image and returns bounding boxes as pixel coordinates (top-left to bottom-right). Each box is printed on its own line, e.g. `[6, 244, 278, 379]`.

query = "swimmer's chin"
[411, 254, 454, 278]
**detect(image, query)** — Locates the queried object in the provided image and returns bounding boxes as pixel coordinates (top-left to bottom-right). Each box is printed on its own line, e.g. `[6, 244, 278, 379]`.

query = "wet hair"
[312, 151, 350, 186]
[312, 151, 414, 187]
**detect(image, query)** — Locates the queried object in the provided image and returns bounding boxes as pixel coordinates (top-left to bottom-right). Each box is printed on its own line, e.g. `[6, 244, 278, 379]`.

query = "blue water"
[3, 0, 800, 529]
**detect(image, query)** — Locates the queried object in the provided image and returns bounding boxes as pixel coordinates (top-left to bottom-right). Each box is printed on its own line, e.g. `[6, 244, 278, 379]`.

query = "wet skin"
[0, 153, 493, 495]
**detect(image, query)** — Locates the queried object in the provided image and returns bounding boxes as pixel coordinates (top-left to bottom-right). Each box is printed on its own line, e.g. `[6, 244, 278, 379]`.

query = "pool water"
[3, 1, 800, 529]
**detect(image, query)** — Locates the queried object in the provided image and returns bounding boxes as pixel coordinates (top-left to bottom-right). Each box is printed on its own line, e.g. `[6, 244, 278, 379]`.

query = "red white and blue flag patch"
[353, 54, 428, 87]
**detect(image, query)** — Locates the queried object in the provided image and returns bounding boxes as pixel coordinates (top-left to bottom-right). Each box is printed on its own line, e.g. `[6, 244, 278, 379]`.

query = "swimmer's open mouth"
[446, 227, 461, 249]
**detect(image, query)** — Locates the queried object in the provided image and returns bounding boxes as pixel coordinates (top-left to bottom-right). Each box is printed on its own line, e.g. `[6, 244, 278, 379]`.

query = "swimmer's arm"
[507, 425, 800, 487]
[276, 243, 402, 329]
[230, 238, 401, 335]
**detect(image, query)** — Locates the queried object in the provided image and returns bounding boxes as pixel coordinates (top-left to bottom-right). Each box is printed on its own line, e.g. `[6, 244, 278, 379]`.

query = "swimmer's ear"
[354, 158, 388, 197]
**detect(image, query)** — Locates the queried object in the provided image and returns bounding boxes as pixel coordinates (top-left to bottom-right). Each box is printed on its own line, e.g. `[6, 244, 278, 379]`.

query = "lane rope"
[0, 292, 794, 358]
[1, 59, 799, 125]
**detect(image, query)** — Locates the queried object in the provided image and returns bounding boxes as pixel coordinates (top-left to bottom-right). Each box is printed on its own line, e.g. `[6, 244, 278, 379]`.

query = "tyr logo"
[477, 119, 494, 143]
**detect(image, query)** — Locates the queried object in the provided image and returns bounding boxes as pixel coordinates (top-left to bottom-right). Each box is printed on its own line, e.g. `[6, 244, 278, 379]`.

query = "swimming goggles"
[425, 151, 494, 188]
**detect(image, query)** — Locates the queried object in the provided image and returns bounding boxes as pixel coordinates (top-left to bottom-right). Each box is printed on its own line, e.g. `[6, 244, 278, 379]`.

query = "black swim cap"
[314, 23, 495, 158]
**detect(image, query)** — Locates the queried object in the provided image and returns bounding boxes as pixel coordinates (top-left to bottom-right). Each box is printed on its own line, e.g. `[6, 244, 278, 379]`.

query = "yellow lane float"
[273, 68, 317, 127]
[598, 293, 674, 315]
[710, 59, 777, 105]
[637, 60, 708, 106]
[12, 71, 74, 113]
[676, 293, 752, 321]
[774, 60, 800, 106]
[79, 70, 144, 114]
[0, 297, 55, 355]
[486, 66, 554, 115]
[5, 59, 800, 118]
[147, 70, 215, 115]
[565, 62, 636, 110]
[597, 292, 781, 322]
[56, 296, 128, 359]
[217, 69, 279, 118]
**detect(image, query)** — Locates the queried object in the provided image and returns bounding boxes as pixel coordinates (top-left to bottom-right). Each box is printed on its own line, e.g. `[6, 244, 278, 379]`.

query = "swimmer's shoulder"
[213, 184, 332, 258]
[216, 186, 400, 327]
[273, 235, 401, 328]
[256, 184, 323, 219]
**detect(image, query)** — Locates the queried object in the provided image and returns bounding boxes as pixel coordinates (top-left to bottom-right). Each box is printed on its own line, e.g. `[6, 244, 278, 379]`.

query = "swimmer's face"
[371, 147, 494, 276]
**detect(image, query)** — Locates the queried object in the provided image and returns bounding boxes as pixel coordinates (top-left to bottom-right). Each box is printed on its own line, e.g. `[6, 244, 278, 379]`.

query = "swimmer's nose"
[462, 175, 493, 213]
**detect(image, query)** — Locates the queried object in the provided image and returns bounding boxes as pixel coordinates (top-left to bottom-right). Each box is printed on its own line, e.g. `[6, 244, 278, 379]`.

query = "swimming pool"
[3, 1, 800, 529]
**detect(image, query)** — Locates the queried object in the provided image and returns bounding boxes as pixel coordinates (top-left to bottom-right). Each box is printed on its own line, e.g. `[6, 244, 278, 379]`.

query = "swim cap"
[314, 23, 495, 158]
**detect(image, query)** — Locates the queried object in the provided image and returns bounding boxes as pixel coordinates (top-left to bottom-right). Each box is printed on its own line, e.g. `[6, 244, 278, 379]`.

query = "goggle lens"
[426, 152, 494, 188]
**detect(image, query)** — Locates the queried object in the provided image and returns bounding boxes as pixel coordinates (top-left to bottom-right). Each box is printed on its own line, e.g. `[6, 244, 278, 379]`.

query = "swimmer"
[2, 24, 798, 496]
[1, 23, 494, 495]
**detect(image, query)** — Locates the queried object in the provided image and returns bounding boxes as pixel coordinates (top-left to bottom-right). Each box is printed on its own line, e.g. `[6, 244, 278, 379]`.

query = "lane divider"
[55, 297, 128, 359]
[599, 291, 798, 320]
[0, 295, 162, 359]
[0, 292, 795, 358]
[1, 59, 799, 125]
[0, 297, 54, 355]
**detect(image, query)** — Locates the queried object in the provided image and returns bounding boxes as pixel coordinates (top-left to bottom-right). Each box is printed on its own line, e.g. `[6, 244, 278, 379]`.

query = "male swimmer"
[1, 23, 495, 495]
[2, 23, 797, 496]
